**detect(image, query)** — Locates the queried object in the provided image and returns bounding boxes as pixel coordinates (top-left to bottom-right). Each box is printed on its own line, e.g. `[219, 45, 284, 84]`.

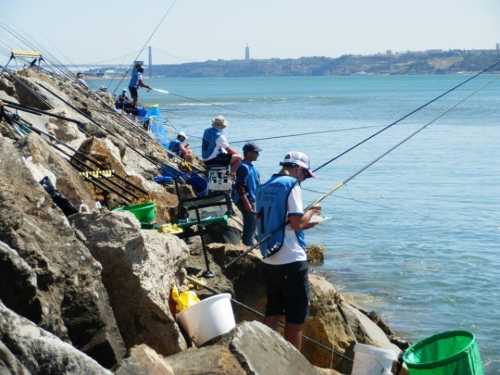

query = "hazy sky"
[1, 0, 499, 66]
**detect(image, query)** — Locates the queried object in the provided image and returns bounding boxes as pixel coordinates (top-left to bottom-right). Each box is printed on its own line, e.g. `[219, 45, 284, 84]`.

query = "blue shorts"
[262, 260, 311, 324]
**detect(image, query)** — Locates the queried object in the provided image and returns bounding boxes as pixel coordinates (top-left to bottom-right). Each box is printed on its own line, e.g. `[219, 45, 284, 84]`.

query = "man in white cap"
[168, 132, 193, 164]
[255, 151, 321, 350]
[201, 115, 242, 178]
[118, 89, 130, 105]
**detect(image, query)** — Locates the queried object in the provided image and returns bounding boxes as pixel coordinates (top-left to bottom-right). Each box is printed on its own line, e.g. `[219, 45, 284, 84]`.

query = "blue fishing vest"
[234, 161, 260, 205]
[256, 174, 306, 258]
[201, 127, 223, 159]
[168, 139, 181, 157]
[128, 71, 141, 89]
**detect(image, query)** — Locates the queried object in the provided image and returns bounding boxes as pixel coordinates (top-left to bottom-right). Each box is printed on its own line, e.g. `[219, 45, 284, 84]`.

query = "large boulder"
[0, 301, 112, 375]
[70, 211, 190, 356]
[0, 138, 126, 368]
[216, 321, 321, 375]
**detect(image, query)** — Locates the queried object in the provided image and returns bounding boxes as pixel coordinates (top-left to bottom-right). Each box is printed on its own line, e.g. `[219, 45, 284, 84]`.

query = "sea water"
[99, 74, 500, 372]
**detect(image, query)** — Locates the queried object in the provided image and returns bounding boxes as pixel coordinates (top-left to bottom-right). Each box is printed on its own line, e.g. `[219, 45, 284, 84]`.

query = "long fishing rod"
[225, 71, 500, 269]
[184, 275, 353, 362]
[113, 0, 178, 94]
[307, 73, 500, 208]
[312, 59, 500, 174]
[18, 118, 149, 196]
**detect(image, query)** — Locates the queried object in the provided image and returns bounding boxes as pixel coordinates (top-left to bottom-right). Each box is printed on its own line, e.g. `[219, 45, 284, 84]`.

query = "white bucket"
[351, 343, 399, 375]
[176, 293, 235, 346]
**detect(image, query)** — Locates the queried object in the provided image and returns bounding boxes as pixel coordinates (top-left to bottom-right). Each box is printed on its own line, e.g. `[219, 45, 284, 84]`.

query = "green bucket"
[113, 202, 156, 224]
[402, 330, 483, 375]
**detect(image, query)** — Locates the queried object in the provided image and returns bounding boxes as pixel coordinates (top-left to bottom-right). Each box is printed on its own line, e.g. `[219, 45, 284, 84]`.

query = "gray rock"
[70, 210, 190, 356]
[113, 344, 175, 375]
[167, 345, 246, 375]
[216, 321, 321, 375]
[0, 301, 112, 375]
[0, 138, 126, 368]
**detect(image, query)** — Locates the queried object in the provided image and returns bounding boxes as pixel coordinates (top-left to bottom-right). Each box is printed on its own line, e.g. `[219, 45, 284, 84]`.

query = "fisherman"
[234, 142, 263, 246]
[128, 63, 152, 108]
[256, 151, 321, 350]
[118, 89, 130, 104]
[76, 72, 89, 89]
[201, 115, 242, 178]
[168, 131, 194, 164]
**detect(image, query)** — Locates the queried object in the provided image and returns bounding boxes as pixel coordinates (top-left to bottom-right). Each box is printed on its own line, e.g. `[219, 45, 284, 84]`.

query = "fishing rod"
[157, 59, 499, 154]
[112, 0, 178, 94]
[36, 83, 167, 170]
[307, 72, 500, 209]
[184, 275, 353, 362]
[13, 116, 148, 200]
[225, 71, 500, 269]
[312, 59, 500, 174]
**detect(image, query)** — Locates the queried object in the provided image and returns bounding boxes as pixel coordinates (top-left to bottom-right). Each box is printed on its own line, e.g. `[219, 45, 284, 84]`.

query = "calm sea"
[98, 74, 500, 372]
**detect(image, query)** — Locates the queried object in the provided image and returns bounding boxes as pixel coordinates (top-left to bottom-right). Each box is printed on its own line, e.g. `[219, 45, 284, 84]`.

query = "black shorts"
[262, 260, 311, 324]
[129, 87, 138, 100]
[204, 153, 232, 167]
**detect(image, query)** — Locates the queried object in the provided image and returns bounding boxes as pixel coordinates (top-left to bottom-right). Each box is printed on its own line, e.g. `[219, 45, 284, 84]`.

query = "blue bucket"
[186, 176, 208, 197]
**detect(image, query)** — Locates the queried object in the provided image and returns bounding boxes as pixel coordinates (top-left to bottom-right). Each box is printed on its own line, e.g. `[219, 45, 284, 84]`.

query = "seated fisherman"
[118, 89, 130, 104]
[201, 115, 242, 178]
[168, 132, 194, 164]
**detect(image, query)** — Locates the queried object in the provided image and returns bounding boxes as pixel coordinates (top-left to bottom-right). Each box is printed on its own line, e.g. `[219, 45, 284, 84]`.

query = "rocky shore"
[0, 69, 409, 375]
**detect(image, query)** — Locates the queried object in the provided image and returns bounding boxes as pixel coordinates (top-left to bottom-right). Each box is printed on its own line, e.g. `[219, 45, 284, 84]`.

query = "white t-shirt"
[262, 183, 307, 265]
[203, 134, 229, 161]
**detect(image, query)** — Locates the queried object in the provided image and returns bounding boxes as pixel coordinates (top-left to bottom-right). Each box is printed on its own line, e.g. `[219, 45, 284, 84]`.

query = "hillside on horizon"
[149, 49, 500, 77]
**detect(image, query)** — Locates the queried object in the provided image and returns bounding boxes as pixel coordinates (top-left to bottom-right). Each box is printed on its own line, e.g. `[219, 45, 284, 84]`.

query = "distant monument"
[497, 43, 499, 51]
[245, 44, 250, 60]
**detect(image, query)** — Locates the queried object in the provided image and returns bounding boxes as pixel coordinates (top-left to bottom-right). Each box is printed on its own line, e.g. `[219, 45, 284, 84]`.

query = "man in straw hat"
[201, 115, 242, 178]
[255, 151, 321, 350]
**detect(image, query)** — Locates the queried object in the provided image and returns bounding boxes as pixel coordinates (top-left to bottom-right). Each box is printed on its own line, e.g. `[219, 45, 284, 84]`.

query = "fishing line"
[113, 0, 178, 94]
[312, 59, 500, 174]
[302, 188, 396, 210]
[184, 275, 353, 362]
[225, 71, 500, 269]
[153, 89, 269, 119]
[307, 72, 500, 210]
[188, 124, 387, 149]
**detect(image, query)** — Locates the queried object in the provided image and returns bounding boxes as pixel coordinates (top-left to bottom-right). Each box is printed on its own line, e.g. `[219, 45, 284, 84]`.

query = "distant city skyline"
[2, 0, 499, 66]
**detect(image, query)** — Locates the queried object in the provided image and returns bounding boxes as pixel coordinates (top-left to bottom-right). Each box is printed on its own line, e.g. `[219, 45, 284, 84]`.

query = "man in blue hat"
[233, 142, 263, 246]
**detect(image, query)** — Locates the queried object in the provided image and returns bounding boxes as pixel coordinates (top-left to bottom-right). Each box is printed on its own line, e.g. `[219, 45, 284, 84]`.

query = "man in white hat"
[118, 89, 130, 105]
[201, 115, 242, 178]
[168, 131, 194, 163]
[255, 151, 321, 351]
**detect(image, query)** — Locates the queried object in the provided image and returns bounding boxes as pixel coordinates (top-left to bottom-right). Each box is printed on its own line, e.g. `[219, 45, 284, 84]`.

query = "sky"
[1, 0, 499, 66]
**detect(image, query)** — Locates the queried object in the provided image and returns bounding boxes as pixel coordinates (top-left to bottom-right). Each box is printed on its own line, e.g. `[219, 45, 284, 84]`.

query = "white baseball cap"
[178, 131, 188, 140]
[280, 151, 315, 178]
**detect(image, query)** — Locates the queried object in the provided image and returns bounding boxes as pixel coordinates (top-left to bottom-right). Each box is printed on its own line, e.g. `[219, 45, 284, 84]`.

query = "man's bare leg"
[263, 315, 279, 330]
[284, 322, 302, 350]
